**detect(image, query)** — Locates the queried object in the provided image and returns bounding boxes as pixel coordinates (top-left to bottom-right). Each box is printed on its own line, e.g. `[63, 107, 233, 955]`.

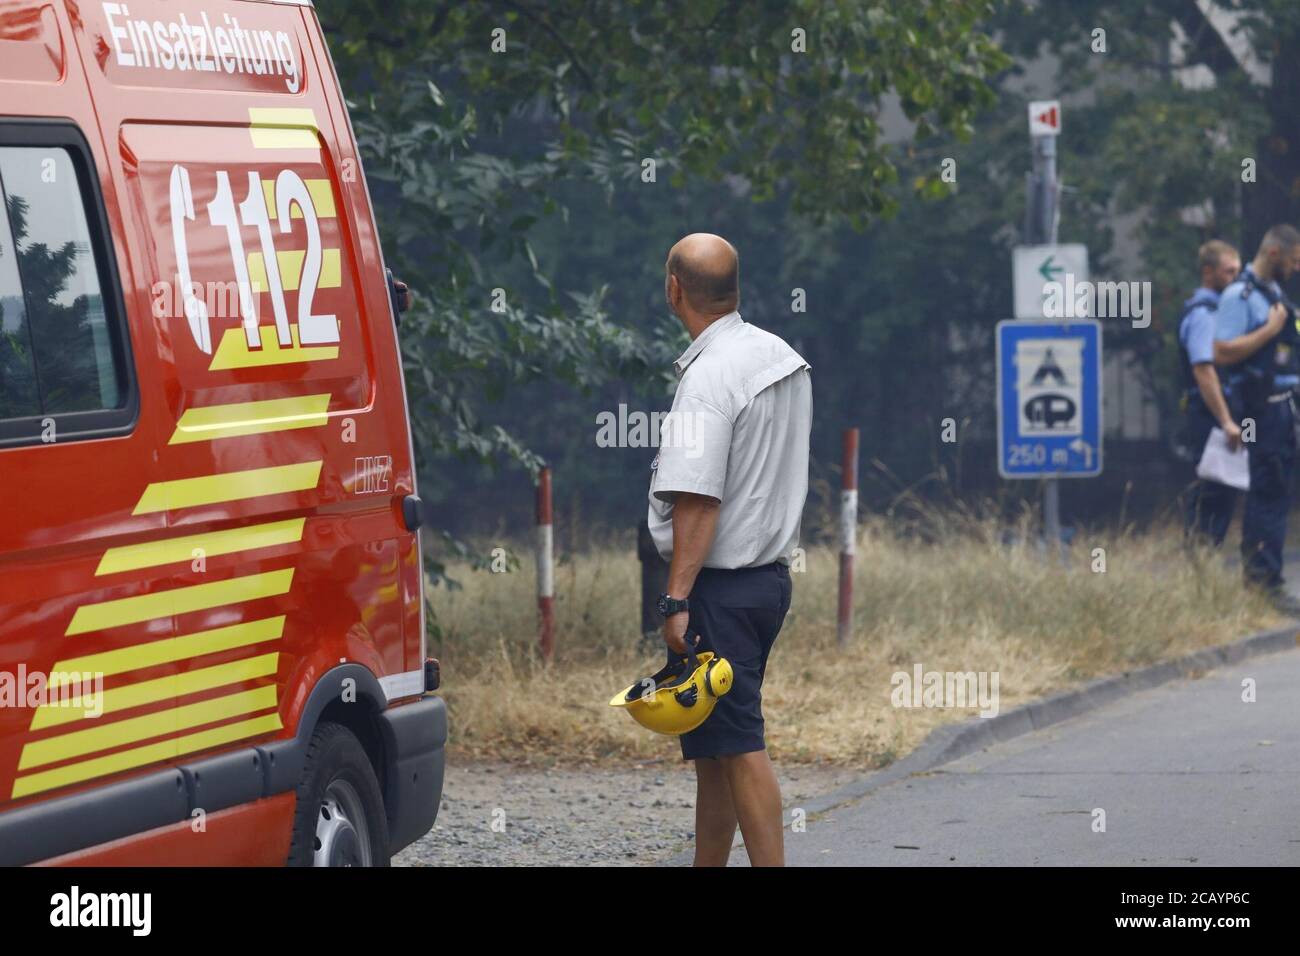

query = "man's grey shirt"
[648, 311, 812, 568]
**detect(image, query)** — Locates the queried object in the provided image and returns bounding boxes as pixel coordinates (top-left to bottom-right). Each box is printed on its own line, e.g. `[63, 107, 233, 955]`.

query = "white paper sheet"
[1196, 427, 1250, 491]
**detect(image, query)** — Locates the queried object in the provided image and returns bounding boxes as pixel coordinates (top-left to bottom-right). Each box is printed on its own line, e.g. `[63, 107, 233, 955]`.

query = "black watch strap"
[657, 593, 689, 617]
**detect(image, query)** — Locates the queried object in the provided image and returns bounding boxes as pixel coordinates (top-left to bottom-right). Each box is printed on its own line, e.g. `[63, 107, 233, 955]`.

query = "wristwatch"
[656, 593, 689, 617]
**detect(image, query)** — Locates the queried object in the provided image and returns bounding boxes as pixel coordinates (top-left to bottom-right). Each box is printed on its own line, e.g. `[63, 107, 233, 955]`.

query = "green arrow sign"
[1038, 255, 1064, 282]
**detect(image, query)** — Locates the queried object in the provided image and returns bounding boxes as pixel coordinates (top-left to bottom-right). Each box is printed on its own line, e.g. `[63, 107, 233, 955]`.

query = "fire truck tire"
[288, 721, 391, 867]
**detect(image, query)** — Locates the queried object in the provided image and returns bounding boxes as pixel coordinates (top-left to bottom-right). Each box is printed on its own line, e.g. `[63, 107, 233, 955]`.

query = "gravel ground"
[393, 758, 865, 866]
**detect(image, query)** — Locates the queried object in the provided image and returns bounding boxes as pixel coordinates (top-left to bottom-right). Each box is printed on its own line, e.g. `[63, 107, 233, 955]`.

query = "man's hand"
[1222, 419, 1243, 451]
[662, 611, 691, 655]
[1265, 302, 1288, 335]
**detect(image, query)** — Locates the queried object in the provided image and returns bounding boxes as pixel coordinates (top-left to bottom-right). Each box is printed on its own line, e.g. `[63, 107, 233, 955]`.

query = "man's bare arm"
[1191, 363, 1243, 450]
[1213, 302, 1288, 365]
[662, 492, 721, 653]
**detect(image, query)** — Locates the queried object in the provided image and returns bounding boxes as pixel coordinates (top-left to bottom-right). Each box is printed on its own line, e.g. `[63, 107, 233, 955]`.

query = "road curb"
[801, 624, 1298, 819]
[663, 623, 1298, 865]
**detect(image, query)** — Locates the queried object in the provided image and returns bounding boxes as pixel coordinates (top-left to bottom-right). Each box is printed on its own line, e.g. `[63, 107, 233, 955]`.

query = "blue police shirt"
[1214, 264, 1297, 389]
[1178, 286, 1219, 367]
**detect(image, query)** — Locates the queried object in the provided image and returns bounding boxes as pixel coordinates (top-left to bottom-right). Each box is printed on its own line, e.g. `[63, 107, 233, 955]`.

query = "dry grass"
[424, 516, 1279, 769]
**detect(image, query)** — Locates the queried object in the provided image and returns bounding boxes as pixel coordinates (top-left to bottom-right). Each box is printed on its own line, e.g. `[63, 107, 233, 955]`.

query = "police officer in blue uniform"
[1180, 240, 1243, 545]
[1214, 225, 1300, 599]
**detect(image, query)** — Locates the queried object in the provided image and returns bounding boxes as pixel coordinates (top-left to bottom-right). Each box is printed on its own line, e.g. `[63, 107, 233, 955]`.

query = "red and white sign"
[1028, 99, 1061, 137]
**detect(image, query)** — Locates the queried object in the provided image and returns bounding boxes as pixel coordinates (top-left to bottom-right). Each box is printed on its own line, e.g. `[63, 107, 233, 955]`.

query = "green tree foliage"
[1002, 0, 1296, 243]
[319, 0, 1300, 540]
[993, 0, 1277, 435]
[316, 0, 1010, 493]
[413, 1, 1300, 532]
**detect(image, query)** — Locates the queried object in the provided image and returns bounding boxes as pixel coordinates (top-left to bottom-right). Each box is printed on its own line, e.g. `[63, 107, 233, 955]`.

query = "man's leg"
[1200, 481, 1238, 547]
[1241, 483, 1280, 588]
[1185, 480, 1218, 546]
[1242, 402, 1293, 589]
[693, 757, 737, 867]
[683, 564, 791, 867]
[719, 749, 784, 867]
[1184, 407, 1227, 546]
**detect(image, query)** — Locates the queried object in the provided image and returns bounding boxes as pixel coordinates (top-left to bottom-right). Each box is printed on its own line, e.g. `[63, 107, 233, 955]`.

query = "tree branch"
[497, 0, 596, 90]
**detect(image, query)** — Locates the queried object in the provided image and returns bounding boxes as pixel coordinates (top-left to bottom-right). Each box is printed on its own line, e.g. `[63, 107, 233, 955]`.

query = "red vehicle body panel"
[37, 793, 295, 867]
[0, 0, 432, 864]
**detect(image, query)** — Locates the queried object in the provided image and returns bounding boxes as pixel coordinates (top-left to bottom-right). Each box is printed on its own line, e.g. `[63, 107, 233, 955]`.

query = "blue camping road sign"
[996, 320, 1102, 479]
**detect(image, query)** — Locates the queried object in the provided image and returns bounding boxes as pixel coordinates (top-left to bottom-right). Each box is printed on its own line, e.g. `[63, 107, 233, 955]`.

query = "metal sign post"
[1035, 130, 1062, 554]
[1028, 101, 1064, 555]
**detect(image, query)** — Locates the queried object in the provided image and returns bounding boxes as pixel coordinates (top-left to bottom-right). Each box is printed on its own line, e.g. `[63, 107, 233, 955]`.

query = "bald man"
[647, 233, 812, 867]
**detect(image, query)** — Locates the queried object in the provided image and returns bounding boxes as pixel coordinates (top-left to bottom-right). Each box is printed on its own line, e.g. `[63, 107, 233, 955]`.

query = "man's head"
[1256, 224, 1300, 282]
[1198, 239, 1240, 293]
[665, 233, 739, 332]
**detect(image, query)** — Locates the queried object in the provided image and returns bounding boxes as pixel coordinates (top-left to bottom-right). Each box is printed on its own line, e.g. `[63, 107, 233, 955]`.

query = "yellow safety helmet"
[610, 644, 733, 736]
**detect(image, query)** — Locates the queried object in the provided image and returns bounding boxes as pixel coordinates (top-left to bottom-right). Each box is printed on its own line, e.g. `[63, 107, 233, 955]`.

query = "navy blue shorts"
[677, 562, 792, 761]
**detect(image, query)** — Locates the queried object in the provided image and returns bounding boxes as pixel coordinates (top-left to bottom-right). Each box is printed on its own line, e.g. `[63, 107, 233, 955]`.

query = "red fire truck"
[0, 0, 445, 865]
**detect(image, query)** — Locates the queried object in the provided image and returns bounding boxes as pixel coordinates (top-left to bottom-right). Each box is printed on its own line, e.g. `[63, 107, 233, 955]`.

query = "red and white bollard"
[536, 466, 555, 661]
[837, 428, 858, 648]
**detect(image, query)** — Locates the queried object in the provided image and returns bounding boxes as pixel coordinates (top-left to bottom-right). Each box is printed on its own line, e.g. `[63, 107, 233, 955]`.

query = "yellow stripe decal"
[169, 395, 330, 445]
[261, 178, 336, 218]
[11, 714, 283, 800]
[208, 323, 339, 371]
[132, 462, 322, 515]
[48, 616, 285, 688]
[32, 653, 280, 730]
[20, 686, 279, 770]
[247, 248, 341, 293]
[96, 519, 306, 576]
[249, 108, 318, 126]
[65, 569, 294, 636]
[248, 107, 319, 149]
[249, 128, 319, 150]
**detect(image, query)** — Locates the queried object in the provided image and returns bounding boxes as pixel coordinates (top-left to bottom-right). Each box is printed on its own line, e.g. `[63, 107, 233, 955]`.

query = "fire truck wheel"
[288, 721, 391, 867]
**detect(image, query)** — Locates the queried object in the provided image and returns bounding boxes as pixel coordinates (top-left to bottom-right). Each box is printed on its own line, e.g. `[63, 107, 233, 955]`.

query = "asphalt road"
[783, 646, 1300, 866]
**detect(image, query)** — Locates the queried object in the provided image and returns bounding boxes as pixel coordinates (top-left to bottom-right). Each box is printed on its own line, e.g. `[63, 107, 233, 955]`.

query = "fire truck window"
[0, 146, 122, 417]
[0, 177, 40, 420]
